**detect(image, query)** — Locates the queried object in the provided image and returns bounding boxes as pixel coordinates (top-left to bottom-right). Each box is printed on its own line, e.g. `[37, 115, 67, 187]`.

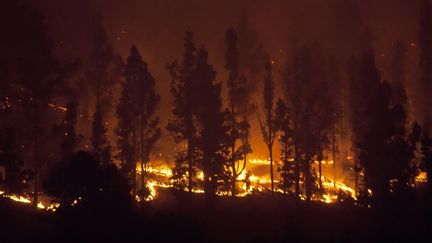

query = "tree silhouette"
[167, 31, 199, 192]
[125, 45, 161, 199]
[350, 49, 414, 202]
[258, 58, 278, 194]
[116, 64, 135, 191]
[225, 28, 251, 196]
[193, 48, 228, 197]
[348, 50, 380, 198]
[282, 46, 336, 200]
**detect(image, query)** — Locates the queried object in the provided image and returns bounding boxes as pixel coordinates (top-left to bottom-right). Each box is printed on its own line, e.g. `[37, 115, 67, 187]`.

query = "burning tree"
[167, 31, 199, 192]
[225, 28, 252, 196]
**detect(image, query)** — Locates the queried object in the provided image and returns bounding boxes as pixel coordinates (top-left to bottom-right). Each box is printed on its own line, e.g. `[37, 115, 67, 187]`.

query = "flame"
[322, 178, 357, 200]
[415, 171, 428, 183]
[249, 158, 271, 165]
[0, 190, 60, 212]
[135, 161, 359, 204]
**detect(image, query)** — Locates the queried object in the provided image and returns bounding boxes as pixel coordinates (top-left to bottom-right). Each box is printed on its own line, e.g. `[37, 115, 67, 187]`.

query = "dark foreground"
[0, 189, 431, 243]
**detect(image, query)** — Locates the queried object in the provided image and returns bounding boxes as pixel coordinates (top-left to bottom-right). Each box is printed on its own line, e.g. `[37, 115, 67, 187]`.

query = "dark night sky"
[30, 0, 422, 159]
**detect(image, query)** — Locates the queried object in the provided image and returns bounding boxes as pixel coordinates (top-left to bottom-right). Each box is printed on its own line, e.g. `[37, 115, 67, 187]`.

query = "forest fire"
[2, 0, 432, 241]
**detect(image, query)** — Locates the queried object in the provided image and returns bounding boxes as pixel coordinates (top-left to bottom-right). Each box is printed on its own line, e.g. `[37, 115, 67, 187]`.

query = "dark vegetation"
[0, 188, 431, 242]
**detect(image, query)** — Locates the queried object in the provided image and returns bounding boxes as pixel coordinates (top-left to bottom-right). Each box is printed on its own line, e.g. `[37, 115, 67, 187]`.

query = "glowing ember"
[415, 171, 428, 183]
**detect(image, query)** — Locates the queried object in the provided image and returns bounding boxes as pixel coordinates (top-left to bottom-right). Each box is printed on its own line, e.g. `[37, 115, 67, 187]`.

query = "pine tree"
[116, 70, 135, 181]
[350, 50, 414, 202]
[348, 50, 380, 197]
[225, 28, 251, 196]
[193, 48, 228, 197]
[282, 46, 336, 200]
[167, 31, 199, 192]
[258, 58, 278, 194]
[125, 45, 161, 198]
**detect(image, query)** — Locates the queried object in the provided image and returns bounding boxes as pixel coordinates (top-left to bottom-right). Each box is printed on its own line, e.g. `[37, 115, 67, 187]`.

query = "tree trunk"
[269, 144, 274, 195]
[304, 155, 311, 201]
[230, 102, 236, 197]
[294, 146, 300, 199]
[231, 143, 236, 197]
[332, 131, 336, 188]
[33, 135, 40, 208]
[33, 102, 40, 208]
[318, 159, 322, 190]
[140, 123, 145, 194]
[282, 142, 288, 194]
[354, 161, 358, 197]
[132, 131, 137, 199]
[187, 137, 193, 193]
[33, 169, 38, 208]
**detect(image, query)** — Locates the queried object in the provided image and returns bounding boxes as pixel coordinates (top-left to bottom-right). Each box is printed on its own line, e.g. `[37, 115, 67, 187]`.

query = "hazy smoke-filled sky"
[31, 0, 422, 159]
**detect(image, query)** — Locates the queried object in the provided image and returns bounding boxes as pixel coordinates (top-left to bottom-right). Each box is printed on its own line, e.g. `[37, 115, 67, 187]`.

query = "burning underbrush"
[0, 158, 428, 211]
[136, 158, 359, 204]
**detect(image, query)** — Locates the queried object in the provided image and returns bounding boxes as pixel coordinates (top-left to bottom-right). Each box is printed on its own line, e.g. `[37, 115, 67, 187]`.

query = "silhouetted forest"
[1, 0, 432, 242]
